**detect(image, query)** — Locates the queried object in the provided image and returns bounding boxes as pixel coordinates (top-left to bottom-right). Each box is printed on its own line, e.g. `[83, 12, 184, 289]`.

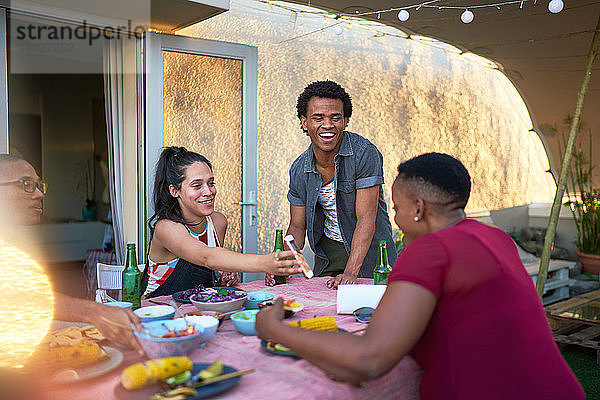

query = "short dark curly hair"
[396, 152, 471, 208]
[296, 80, 352, 119]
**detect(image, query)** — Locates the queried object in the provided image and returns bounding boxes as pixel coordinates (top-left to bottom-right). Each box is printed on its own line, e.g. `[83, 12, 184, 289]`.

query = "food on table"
[282, 298, 302, 310]
[267, 342, 293, 354]
[191, 287, 245, 303]
[284, 235, 314, 278]
[263, 317, 338, 356]
[165, 370, 192, 387]
[27, 341, 106, 370]
[40, 325, 105, 347]
[195, 358, 223, 381]
[179, 284, 206, 301]
[121, 356, 193, 390]
[286, 316, 337, 331]
[160, 325, 199, 338]
[151, 386, 197, 400]
[258, 298, 303, 319]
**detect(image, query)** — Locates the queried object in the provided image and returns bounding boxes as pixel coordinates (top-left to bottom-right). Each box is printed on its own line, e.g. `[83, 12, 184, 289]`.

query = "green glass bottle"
[373, 240, 392, 285]
[273, 229, 287, 285]
[122, 243, 141, 309]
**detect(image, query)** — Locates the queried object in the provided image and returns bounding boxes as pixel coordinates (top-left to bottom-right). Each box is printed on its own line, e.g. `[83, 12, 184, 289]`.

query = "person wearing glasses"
[0, 154, 46, 227]
[0, 154, 142, 351]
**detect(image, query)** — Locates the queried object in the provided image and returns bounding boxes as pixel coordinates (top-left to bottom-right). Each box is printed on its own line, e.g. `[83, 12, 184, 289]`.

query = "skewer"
[192, 368, 255, 387]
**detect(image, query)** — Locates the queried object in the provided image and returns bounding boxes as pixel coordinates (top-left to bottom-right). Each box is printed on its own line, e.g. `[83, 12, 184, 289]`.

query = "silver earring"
[414, 216, 419, 222]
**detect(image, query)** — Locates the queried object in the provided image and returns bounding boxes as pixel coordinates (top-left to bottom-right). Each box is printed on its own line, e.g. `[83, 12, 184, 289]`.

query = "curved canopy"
[288, 0, 600, 183]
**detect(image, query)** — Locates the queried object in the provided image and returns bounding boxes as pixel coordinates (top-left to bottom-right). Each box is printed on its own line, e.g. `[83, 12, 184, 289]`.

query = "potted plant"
[563, 131, 600, 275]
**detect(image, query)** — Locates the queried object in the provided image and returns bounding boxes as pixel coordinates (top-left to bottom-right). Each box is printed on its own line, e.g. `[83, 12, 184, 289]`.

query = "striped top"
[317, 180, 343, 242]
[144, 215, 220, 296]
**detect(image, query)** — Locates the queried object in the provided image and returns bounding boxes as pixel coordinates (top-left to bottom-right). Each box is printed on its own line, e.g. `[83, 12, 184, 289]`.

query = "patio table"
[37, 277, 423, 400]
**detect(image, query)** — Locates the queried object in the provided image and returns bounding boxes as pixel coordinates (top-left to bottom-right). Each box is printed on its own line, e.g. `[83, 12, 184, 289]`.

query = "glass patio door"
[146, 33, 260, 281]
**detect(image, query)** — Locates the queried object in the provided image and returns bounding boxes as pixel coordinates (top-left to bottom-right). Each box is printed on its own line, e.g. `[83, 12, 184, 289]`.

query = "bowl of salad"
[190, 287, 247, 313]
[134, 318, 205, 358]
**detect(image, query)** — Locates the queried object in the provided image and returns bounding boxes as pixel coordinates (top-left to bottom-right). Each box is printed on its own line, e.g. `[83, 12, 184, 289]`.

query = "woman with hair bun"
[142, 146, 301, 298]
[256, 152, 584, 400]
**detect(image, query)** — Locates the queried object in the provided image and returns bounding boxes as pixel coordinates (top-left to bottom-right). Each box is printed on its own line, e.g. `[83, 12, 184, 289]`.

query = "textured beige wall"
[178, 0, 556, 254]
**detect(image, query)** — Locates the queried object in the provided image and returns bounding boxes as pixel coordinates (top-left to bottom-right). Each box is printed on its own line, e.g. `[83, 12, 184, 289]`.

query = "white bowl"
[183, 315, 219, 343]
[134, 305, 175, 322]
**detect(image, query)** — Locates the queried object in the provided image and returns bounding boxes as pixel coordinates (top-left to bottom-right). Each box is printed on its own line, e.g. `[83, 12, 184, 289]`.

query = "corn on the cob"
[121, 356, 193, 390]
[286, 316, 337, 331]
[27, 342, 102, 370]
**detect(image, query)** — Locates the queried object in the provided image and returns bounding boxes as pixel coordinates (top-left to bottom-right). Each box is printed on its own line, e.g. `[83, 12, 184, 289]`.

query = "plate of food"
[260, 340, 299, 358]
[27, 322, 123, 383]
[116, 359, 249, 400]
[258, 298, 304, 319]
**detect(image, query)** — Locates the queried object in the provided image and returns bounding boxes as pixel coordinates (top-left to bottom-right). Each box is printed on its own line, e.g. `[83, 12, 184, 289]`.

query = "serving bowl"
[134, 305, 175, 322]
[190, 287, 247, 313]
[230, 310, 259, 336]
[134, 319, 205, 358]
[244, 292, 274, 310]
[104, 301, 133, 309]
[182, 315, 219, 343]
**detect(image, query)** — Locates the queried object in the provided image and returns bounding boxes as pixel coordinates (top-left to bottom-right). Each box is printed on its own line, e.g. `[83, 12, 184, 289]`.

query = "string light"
[461, 9, 474, 23]
[258, 0, 565, 19]
[548, 0, 564, 13]
[398, 9, 410, 21]
[259, 0, 570, 46]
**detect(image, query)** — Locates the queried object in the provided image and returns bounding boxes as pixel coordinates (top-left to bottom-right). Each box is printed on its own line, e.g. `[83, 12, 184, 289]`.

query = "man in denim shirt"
[267, 81, 396, 289]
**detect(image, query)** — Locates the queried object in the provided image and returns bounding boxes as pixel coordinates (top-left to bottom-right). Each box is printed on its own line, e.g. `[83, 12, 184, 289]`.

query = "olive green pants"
[317, 235, 349, 277]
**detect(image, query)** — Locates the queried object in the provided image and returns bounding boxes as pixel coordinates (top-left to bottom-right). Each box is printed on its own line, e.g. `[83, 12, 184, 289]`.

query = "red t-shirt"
[389, 219, 584, 400]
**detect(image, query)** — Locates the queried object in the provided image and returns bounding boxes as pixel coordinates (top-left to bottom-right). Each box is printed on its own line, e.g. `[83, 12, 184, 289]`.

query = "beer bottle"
[273, 230, 287, 285]
[122, 243, 141, 309]
[373, 240, 392, 285]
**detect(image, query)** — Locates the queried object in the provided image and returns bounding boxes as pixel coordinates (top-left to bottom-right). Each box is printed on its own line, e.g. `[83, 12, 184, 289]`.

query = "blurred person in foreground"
[257, 152, 584, 399]
[0, 154, 141, 351]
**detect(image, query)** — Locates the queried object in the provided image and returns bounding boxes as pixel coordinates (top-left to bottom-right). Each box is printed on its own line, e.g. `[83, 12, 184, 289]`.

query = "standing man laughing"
[267, 80, 396, 289]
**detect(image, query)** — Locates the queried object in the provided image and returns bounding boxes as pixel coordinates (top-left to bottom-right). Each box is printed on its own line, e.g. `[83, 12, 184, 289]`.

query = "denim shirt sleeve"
[354, 143, 385, 189]
[287, 158, 306, 206]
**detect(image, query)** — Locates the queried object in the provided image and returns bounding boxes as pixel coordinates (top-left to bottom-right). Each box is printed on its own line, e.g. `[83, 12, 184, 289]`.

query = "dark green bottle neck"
[274, 231, 284, 252]
[377, 243, 388, 266]
[125, 248, 138, 270]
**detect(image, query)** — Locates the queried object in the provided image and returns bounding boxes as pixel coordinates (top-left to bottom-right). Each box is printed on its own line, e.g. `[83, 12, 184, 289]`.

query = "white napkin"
[336, 284, 387, 314]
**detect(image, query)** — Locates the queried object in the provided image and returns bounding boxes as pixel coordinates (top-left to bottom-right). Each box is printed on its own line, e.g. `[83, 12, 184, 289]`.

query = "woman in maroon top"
[257, 152, 584, 400]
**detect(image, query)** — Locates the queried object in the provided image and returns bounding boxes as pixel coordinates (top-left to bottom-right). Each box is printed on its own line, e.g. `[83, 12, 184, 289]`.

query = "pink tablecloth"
[38, 277, 423, 400]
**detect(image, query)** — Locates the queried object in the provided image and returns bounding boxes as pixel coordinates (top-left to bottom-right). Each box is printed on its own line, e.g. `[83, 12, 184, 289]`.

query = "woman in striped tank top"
[142, 147, 301, 298]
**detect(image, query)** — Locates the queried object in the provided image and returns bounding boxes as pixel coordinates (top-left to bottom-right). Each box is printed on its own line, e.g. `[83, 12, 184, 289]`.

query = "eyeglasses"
[353, 306, 374, 324]
[0, 178, 47, 194]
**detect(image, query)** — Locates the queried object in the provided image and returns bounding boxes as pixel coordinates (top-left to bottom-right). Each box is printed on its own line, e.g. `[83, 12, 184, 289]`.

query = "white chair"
[95, 262, 146, 303]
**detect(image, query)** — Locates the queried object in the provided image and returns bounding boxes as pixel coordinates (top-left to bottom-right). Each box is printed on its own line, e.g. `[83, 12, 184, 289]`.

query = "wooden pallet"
[552, 322, 600, 365]
[546, 289, 600, 365]
[525, 259, 576, 305]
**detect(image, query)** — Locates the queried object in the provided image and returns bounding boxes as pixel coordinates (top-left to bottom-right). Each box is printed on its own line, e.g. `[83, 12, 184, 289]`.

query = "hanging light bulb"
[334, 25, 344, 35]
[461, 9, 474, 23]
[548, 0, 564, 13]
[397, 10, 410, 21]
